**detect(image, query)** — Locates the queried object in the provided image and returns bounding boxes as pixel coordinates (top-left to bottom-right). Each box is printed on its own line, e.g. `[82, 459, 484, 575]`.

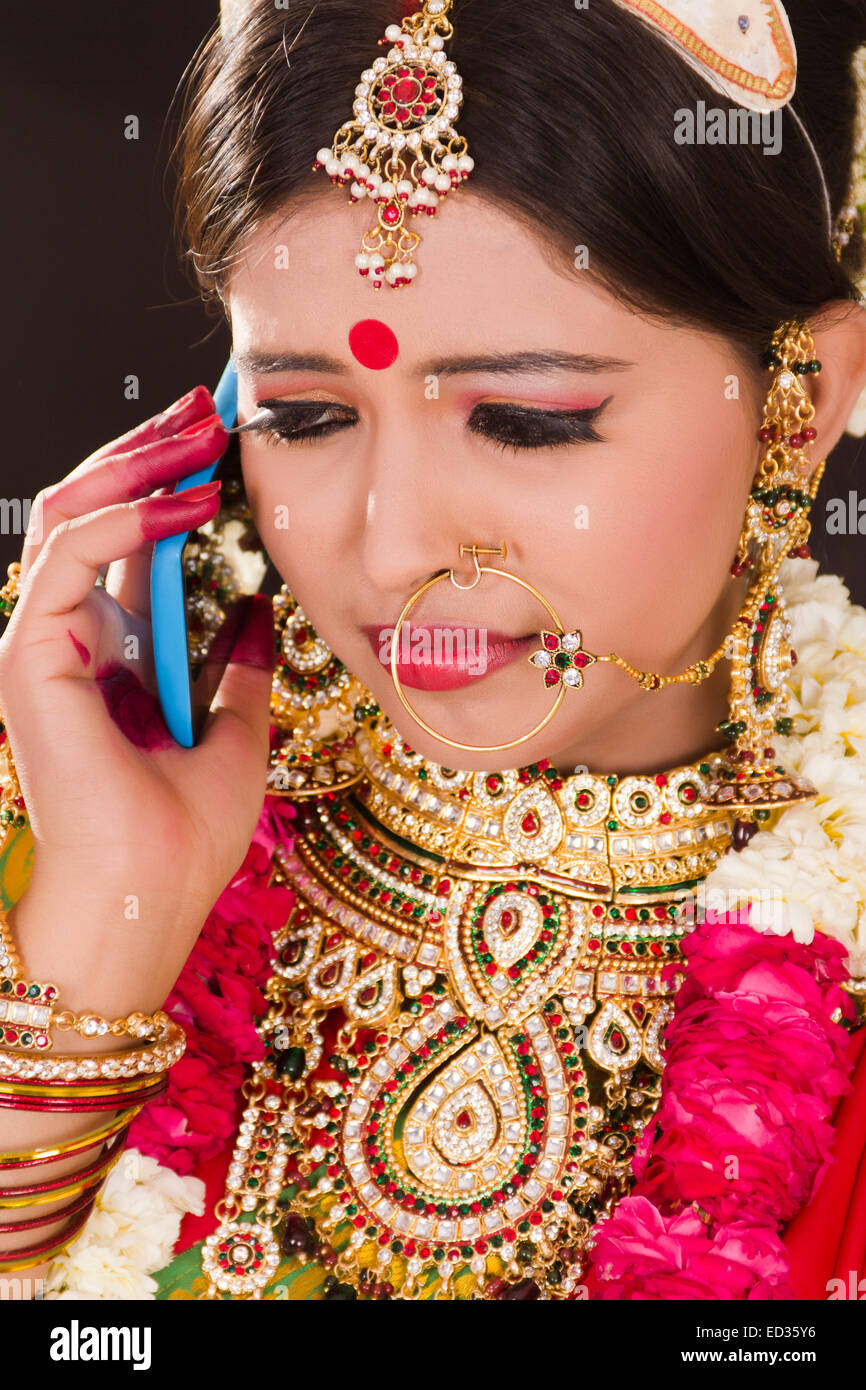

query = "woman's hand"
[0, 387, 276, 1012]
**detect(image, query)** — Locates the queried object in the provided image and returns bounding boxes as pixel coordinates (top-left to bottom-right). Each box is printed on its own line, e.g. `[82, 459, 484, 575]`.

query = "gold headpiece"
[313, 0, 472, 289]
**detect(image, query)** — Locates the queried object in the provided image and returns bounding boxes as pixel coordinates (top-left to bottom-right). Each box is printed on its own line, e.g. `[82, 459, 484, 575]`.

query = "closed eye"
[238, 396, 611, 451]
[467, 401, 609, 451]
[237, 401, 357, 446]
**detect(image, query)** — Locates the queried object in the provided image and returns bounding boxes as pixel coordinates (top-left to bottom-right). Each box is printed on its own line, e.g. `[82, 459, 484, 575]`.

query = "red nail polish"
[164, 389, 198, 417]
[155, 386, 213, 433]
[176, 480, 222, 500]
[177, 415, 224, 440]
[140, 482, 222, 541]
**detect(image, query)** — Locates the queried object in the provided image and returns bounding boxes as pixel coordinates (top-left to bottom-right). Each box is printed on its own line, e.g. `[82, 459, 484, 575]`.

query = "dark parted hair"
[174, 0, 866, 358]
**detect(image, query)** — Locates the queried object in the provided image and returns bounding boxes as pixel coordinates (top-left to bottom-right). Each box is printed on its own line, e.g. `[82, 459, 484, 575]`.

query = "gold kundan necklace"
[198, 713, 777, 1300]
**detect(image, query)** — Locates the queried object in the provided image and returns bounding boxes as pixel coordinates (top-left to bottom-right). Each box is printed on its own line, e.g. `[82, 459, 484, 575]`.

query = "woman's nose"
[356, 433, 466, 596]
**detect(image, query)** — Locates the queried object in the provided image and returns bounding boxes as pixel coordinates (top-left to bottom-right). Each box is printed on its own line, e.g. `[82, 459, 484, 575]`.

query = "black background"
[2, 0, 864, 603]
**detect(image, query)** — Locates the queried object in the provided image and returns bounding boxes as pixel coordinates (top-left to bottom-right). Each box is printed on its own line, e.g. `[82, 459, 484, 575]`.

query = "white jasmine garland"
[43, 1149, 204, 1300]
[704, 559, 866, 972]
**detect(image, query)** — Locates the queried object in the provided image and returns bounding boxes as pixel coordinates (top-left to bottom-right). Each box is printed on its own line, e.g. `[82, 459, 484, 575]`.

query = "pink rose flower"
[128, 792, 297, 1175]
[588, 912, 856, 1299]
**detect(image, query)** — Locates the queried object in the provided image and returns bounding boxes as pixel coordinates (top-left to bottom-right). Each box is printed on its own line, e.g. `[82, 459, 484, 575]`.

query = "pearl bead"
[396, 179, 413, 198]
[458, 155, 474, 172]
[325, 158, 341, 177]
[350, 182, 366, 200]
[385, 24, 403, 40]
[316, 147, 332, 165]
[435, 174, 451, 192]
[441, 154, 458, 171]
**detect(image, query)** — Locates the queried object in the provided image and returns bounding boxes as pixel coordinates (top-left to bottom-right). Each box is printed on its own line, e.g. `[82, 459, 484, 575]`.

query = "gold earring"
[268, 587, 369, 798]
[702, 320, 823, 832]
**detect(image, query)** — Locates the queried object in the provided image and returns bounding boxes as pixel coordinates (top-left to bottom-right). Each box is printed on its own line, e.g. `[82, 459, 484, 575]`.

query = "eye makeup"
[466, 400, 610, 451]
[234, 393, 612, 453]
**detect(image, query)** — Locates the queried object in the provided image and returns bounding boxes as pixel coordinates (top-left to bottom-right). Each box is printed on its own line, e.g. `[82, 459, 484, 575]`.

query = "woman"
[1, 0, 866, 1301]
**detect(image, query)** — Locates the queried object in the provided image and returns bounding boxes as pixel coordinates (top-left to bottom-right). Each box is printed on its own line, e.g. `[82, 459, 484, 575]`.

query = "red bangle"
[0, 1188, 95, 1235]
[0, 1112, 133, 1171]
[0, 1128, 128, 1204]
[0, 1077, 167, 1113]
[0, 1201, 95, 1270]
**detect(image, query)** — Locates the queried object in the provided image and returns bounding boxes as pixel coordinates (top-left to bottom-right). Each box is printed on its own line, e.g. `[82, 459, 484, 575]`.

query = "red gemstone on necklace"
[521, 811, 540, 835]
[393, 77, 421, 103]
[455, 1110, 472, 1130]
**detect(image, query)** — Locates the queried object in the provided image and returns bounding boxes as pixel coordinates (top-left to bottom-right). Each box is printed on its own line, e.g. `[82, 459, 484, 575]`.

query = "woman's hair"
[175, 0, 866, 357]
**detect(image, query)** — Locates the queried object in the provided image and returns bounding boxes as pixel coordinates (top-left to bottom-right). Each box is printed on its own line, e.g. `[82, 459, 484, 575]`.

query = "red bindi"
[348, 319, 399, 370]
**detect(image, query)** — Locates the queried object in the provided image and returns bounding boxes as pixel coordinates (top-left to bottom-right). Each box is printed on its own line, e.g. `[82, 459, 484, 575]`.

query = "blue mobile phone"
[152, 360, 269, 746]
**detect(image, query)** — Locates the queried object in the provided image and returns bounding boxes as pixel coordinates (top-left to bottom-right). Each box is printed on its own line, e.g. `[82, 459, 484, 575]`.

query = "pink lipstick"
[362, 622, 534, 692]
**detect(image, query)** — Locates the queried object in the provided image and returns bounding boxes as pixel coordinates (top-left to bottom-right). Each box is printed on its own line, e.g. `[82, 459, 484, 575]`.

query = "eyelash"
[246, 399, 607, 452]
[467, 403, 605, 451]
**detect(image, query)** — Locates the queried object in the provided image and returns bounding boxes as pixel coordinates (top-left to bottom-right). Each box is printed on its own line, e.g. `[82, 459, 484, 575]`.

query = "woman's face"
[228, 192, 762, 774]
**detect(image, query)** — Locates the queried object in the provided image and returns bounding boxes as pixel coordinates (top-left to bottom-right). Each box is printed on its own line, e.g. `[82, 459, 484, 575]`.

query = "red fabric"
[177, 1142, 236, 1251]
[783, 1027, 866, 1299]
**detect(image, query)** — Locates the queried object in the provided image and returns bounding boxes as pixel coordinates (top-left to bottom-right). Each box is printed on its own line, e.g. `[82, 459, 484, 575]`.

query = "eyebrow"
[232, 348, 634, 377]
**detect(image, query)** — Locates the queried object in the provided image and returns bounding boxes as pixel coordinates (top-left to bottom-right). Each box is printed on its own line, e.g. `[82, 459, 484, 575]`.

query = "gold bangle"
[52, 1008, 172, 1044]
[0, 1072, 166, 1102]
[0, 1138, 128, 1209]
[0, 902, 171, 1052]
[0, 1021, 186, 1082]
[0, 1215, 93, 1274]
[0, 1110, 138, 1168]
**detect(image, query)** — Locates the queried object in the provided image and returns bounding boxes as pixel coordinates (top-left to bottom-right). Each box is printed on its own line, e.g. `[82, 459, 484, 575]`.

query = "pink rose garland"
[588, 912, 856, 1299]
[127, 797, 297, 1175]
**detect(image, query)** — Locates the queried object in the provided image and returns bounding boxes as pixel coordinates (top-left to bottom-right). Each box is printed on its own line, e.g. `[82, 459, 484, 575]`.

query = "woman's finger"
[103, 487, 172, 619]
[8, 483, 223, 646]
[83, 385, 214, 467]
[19, 415, 228, 581]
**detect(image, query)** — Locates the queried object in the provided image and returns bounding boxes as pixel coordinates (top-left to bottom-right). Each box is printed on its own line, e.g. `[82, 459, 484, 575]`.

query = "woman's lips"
[361, 623, 534, 692]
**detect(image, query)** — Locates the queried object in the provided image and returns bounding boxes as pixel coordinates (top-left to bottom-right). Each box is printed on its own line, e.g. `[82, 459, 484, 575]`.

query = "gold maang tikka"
[313, 0, 472, 289]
